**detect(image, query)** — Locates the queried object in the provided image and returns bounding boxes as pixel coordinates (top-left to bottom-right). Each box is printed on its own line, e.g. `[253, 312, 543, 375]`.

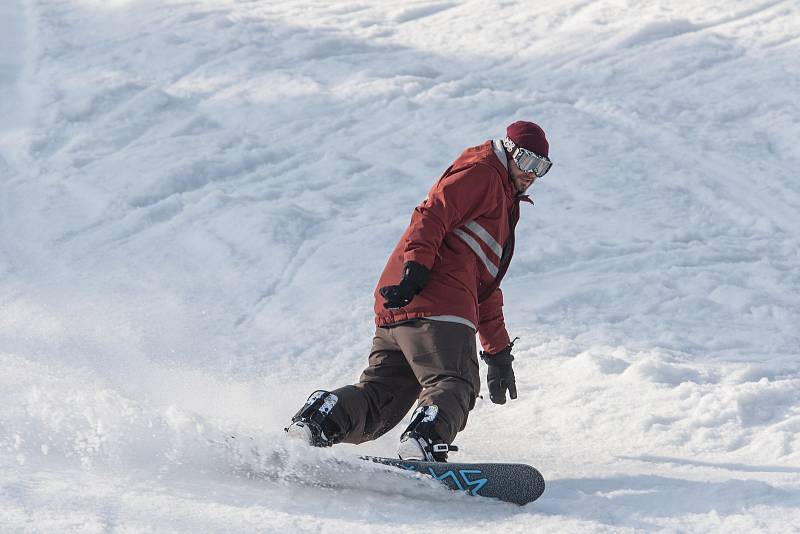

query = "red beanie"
[506, 121, 549, 157]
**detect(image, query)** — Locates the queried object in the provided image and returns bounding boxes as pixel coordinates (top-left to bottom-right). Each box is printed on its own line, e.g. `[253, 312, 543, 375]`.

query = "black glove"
[480, 340, 518, 405]
[379, 261, 430, 309]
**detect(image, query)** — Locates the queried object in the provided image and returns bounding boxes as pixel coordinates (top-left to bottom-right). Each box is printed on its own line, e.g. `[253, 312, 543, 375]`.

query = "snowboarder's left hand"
[379, 261, 430, 309]
[481, 345, 517, 404]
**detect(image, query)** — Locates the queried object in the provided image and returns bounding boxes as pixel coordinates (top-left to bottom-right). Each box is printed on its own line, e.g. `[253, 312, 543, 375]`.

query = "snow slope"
[1, 0, 799, 531]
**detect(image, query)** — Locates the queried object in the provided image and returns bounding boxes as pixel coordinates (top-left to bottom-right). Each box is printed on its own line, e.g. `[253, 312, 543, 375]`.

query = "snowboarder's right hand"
[379, 261, 430, 309]
[481, 345, 517, 404]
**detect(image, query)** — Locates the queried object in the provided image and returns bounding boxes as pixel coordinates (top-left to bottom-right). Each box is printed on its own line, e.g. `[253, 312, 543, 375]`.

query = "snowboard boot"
[397, 405, 457, 462]
[285, 390, 343, 447]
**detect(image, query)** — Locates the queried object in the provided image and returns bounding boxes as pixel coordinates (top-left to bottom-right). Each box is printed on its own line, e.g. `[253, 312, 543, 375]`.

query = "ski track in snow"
[1, 0, 799, 532]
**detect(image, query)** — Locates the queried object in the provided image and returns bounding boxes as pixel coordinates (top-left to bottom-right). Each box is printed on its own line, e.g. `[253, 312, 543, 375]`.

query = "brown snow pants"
[329, 320, 480, 445]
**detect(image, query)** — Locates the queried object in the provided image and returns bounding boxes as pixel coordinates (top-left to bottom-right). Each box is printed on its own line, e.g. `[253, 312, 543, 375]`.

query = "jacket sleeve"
[477, 287, 511, 354]
[403, 163, 501, 269]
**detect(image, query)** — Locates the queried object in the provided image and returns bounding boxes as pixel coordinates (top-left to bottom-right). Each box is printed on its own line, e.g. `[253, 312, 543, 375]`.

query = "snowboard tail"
[361, 456, 545, 505]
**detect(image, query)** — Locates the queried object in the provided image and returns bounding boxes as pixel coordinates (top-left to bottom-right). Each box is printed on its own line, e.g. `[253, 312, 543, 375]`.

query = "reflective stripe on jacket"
[373, 140, 529, 354]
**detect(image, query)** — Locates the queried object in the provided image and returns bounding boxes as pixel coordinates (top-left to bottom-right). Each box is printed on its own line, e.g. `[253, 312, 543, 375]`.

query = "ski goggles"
[502, 137, 553, 177]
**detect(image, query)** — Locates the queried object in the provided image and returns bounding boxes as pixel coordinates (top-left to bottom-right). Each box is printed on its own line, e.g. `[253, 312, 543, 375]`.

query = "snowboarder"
[286, 121, 553, 462]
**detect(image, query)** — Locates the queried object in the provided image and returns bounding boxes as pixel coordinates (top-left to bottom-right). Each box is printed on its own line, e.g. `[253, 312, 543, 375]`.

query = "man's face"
[508, 156, 537, 194]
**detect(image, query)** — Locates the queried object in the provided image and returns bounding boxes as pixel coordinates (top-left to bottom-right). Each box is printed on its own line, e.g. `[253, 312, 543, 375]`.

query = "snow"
[1, 0, 799, 531]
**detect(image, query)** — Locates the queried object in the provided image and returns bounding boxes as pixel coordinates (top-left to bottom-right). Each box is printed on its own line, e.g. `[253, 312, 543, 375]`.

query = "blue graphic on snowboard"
[394, 463, 488, 496]
[362, 456, 544, 505]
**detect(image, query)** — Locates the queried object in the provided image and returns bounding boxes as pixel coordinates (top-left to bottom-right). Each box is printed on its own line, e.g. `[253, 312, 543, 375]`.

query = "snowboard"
[360, 456, 545, 505]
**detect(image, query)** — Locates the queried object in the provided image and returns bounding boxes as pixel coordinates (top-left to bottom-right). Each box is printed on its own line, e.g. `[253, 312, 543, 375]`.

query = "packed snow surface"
[2, 0, 799, 532]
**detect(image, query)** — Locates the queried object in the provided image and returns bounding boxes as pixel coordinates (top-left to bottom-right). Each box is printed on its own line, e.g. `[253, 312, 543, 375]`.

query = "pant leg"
[392, 320, 479, 444]
[329, 327, 422, 444]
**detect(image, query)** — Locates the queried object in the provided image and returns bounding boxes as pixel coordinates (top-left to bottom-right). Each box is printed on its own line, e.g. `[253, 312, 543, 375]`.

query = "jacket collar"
[491, 139, 508, 171]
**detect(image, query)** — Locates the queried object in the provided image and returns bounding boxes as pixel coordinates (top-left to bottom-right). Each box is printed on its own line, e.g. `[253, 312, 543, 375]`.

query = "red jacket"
[374, 140, 529, 354]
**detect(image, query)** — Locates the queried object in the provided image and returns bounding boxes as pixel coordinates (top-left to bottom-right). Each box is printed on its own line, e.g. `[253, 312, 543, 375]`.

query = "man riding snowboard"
[286, 121, 553, 462]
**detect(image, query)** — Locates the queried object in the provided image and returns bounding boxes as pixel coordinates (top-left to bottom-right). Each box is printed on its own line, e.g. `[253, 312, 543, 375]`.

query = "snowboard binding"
[397, 405, 457, 462]
[285, 390, 343, 447]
